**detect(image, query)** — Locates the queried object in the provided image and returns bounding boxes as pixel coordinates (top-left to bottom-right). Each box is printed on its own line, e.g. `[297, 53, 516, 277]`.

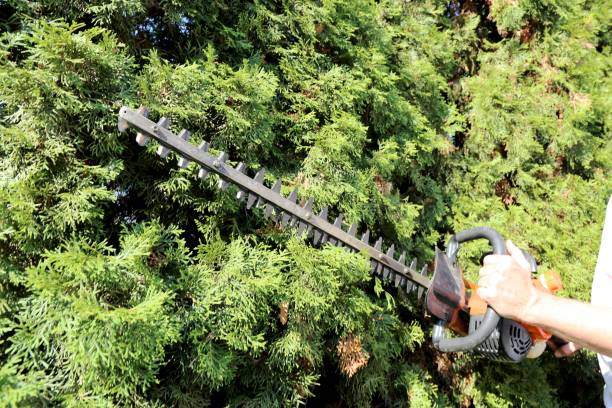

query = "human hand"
[547, 340, 582, 358]
[477, 240, 541, 322]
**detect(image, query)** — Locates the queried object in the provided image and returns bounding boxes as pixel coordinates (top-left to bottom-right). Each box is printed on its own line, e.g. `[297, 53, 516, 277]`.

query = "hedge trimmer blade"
[118, 106, 431, 295]
[118, 106, 568, 361]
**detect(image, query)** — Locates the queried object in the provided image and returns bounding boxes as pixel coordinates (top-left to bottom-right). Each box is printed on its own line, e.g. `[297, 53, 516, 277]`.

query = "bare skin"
[477, 240, 612, 358]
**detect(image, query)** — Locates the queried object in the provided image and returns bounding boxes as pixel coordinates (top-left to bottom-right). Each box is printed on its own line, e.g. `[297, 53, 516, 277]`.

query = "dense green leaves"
[0, 0, 610, 406]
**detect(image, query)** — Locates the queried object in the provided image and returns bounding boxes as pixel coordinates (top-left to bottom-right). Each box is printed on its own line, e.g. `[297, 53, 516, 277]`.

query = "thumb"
[477, 286, 495, 302]
[506, 240, 531, 272]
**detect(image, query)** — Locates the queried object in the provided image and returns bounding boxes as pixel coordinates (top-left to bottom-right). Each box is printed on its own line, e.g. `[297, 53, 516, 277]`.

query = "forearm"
[522, 291, 612, 357]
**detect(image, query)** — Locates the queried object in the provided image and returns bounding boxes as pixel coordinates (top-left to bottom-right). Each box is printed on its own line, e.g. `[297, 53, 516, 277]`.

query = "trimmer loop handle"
[433, 227, 505, 352]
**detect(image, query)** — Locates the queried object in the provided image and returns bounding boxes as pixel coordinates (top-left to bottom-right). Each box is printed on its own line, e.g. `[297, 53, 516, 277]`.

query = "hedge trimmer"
[118, 106, 564, 362]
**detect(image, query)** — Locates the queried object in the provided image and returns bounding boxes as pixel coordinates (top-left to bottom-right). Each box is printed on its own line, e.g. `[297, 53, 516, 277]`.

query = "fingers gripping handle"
[433, 227, 505, 352]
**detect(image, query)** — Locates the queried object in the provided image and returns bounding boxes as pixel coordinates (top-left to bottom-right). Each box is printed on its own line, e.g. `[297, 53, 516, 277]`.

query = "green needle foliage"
[0, 0, 610, 406]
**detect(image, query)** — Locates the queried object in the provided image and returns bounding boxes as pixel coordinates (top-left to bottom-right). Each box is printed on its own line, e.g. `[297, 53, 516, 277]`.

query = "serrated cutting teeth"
[264, 179, 282, 218]
[333, 214, 343, 228]
[176, 130, 192, 167]
[197, 142, 210, 179]
[329, 214, 343, 246]
[406, 258, 419, 293]
[145, 115, 170, 150]
[374, 238, 383, 251]
[348, 223, 357, 236]
[255, 172, 267, 208]
[271, 179, 282, 194]
[155, 118, 172, 157]
[157, 146, 170, 158]
[312, 206, 329, 244]
[134, 106, 150, 145]
[287, 188, 298, 202]
[246, 193, 258, 210]
[281, 189, 298, 227]
[303, 198, 313, 212]
[394, 273, 402, 288]
[417, 265, 428, 299]
[361, 229, 370, 244]
[246, 169, 266, 209]
[296, 198, 314, 236]
[235, 162, 247, 200]
[214, 151, 228, 167]
[213, 152, 229, 189]
[280, 213, 293, 227]
[118, 105, 433, 298]
[386, 244, 395, 259]
[318, 206, 328, 219]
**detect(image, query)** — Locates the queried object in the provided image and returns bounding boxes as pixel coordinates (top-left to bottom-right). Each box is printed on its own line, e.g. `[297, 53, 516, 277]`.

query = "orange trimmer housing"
[460, 270, 563, 343]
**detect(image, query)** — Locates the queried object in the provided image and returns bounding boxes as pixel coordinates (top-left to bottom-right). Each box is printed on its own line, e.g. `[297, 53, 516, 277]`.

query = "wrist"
[520, 288, 552, 325]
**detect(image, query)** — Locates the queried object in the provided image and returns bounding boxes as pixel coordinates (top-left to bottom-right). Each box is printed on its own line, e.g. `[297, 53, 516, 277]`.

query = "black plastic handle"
[451, 227, 506, 259]
[520, 250, 538, 274]
[433, 227, 505, 352]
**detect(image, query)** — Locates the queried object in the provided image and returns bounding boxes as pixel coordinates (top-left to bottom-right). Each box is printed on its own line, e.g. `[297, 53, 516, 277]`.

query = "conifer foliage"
[0, 0, 610, 406]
